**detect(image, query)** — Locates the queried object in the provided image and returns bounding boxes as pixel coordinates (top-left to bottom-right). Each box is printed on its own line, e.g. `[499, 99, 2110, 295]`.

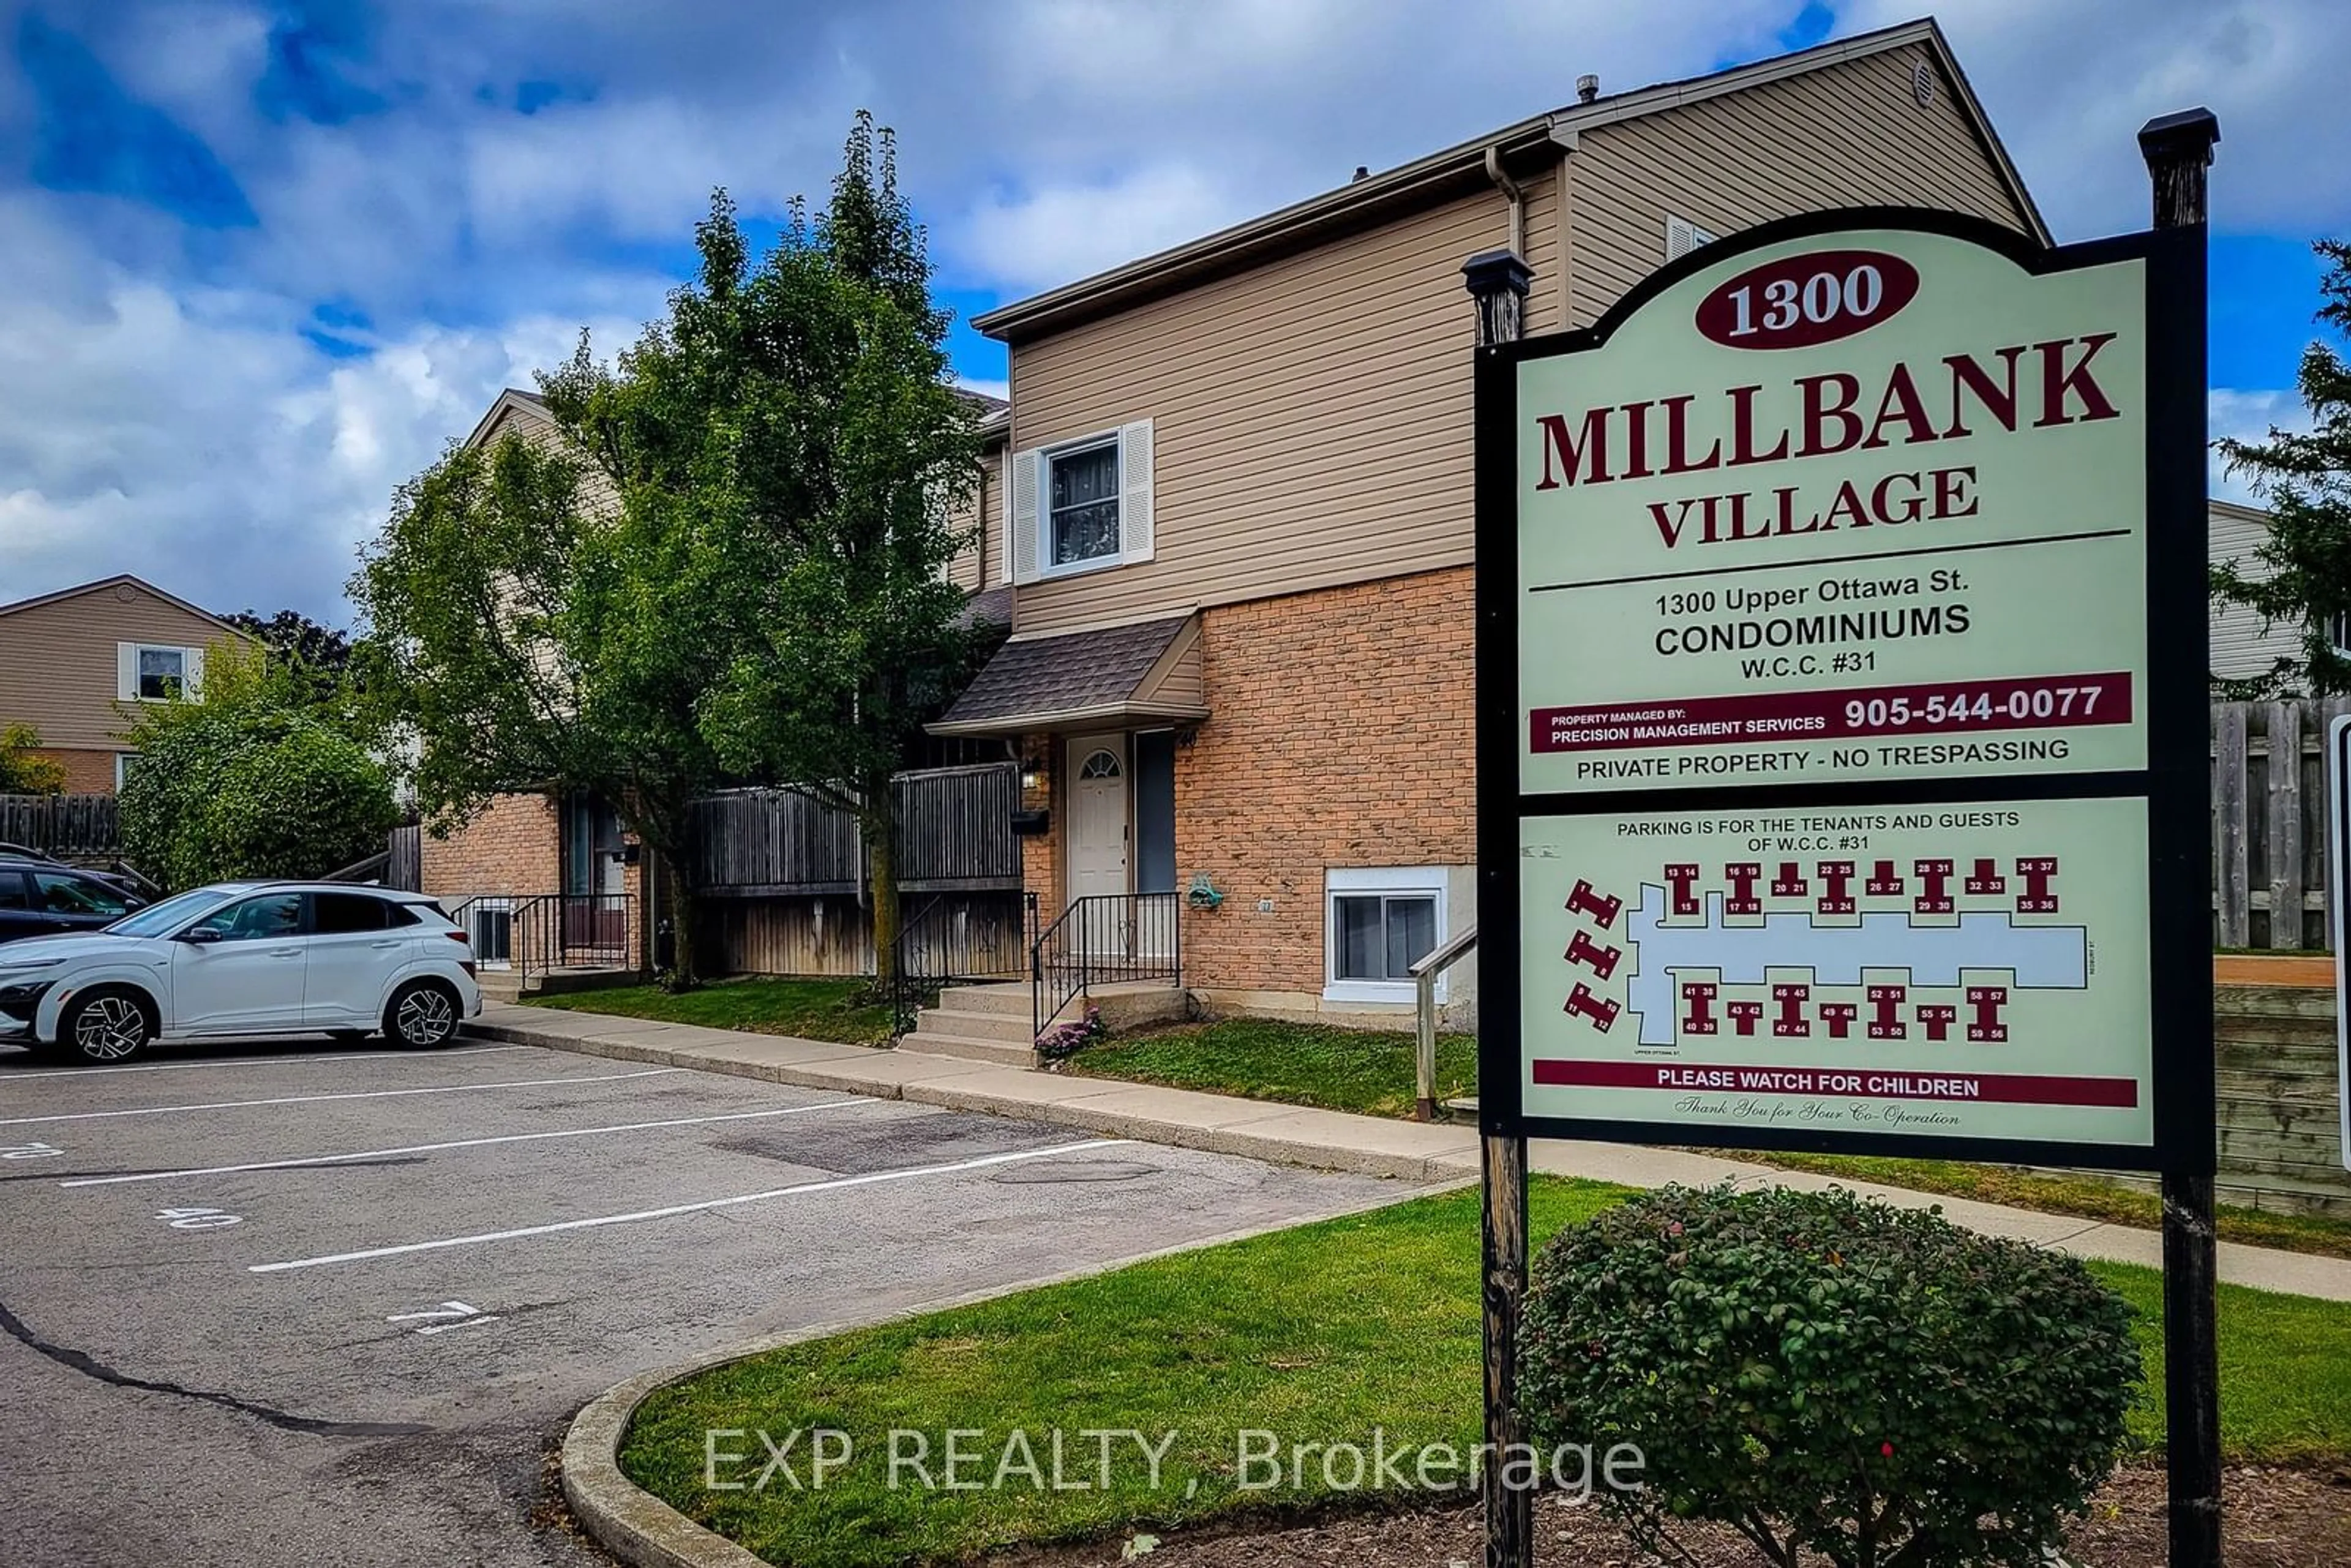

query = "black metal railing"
[889, 891, 1037, 1037]
[1031, 892, 1180, 1045]
[444, 891, 640, 987]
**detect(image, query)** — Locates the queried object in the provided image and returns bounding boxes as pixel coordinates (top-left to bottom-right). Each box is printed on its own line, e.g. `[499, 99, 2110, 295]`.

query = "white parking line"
[59, 1097, 879, 1186]
[0, 1068, 685, 1128]
[0, 1045, 531, 1081]
[249, 1139, 1134, 1273]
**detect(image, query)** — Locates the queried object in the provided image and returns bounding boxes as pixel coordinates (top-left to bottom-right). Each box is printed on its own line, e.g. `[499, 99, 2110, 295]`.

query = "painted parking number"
[0, 1142, 62, 1160]
[157, 1206, 242, 1231]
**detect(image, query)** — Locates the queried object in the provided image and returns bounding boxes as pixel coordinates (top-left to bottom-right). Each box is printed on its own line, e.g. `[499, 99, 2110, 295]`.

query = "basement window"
[1324, 867, 1445, 1004]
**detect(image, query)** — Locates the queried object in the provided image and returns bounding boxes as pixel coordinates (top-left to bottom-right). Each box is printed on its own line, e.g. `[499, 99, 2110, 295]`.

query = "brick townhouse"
[929, 18, 2049, 1027]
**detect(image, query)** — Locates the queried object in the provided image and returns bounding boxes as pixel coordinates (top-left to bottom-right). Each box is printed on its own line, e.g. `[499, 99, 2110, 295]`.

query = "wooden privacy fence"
[2211, 698, 2351, 950]
[0, 793, 118, 857]
[387, 823, 422, 892]
[691, 763, 1022, 897]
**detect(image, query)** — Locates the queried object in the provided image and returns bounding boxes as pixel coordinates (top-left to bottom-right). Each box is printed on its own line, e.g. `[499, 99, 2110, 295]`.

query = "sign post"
[2331, 713, 2351, 1177]
[1472, 118, 2219, 1568]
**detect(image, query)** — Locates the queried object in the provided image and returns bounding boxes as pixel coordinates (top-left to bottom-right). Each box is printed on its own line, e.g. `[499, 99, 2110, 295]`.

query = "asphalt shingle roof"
[936, 614, 1191, 729]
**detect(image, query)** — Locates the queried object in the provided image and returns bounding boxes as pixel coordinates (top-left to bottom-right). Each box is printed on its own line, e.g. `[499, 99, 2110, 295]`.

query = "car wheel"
[61, 989, 155, 1064]
[386, 981, 460, 1049]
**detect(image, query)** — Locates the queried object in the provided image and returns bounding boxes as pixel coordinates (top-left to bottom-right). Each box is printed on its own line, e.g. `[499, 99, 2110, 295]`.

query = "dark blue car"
[0, 857, 148, 943]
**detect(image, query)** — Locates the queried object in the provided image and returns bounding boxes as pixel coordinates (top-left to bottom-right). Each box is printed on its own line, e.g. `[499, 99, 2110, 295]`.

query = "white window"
[116, 643, 203, 702]
[2330, 610, 2350, 659]
[113, 752, 138, 790]
[1666, 214, 1717, 260]
[1007, 420, 1155, 583]
[1324, 867, 1446, 1004]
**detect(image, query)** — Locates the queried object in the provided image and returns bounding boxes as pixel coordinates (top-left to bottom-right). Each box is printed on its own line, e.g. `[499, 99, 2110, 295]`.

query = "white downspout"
[1484, 144, 1524, 255]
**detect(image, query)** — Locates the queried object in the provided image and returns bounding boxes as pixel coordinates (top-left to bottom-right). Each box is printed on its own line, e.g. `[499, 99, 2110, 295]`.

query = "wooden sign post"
[1467, 112, 2222, 1568]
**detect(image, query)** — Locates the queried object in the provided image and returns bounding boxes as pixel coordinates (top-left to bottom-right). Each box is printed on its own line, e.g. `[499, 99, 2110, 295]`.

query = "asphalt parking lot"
[0, 1037, 1404, 1568]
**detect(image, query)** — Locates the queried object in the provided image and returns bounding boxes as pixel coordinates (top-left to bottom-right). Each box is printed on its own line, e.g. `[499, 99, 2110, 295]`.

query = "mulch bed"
[1017, 1465, 2351, 1568]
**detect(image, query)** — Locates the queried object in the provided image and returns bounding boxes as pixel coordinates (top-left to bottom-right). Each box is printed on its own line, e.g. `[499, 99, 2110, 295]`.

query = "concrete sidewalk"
[468, 1002, 2351, 1304]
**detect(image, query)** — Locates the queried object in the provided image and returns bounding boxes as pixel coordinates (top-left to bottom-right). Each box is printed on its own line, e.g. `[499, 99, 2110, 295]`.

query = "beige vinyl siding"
[2209, 500, 2298, 683]
[946, 447, 1005, 593]
[0, 586, 242, 749]
[1001, 43, 2031, 637]
[1008, 179, 1526, 636]
[1520, 162, 1563, 336]
[1569, 43, 2027, 326]
[473, 398, 623, 517]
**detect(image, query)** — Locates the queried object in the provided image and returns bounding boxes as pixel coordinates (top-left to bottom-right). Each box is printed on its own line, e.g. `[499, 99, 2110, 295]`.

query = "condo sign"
[1474, 209, 2210, 1168]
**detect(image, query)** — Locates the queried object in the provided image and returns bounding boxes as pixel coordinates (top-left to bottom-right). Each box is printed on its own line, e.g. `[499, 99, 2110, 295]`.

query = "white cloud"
[2208, 386, 2312, 506]
[958, 165, 1239, 293]
[1839, 0, 2351, 239]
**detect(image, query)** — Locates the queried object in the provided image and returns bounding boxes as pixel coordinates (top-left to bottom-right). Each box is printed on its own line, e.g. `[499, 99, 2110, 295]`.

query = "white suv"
[0, 883, 484, 1064]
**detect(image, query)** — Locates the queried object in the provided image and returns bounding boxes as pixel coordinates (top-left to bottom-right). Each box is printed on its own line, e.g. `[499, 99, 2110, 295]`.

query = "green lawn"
[1067, 1018, 1477, 1119]
[620, 1178, 2351, 1568]
[1731, 1150, 2351, 1262]
[525, 975, 896, 1046]
[1068, 1021, 2351, 1262]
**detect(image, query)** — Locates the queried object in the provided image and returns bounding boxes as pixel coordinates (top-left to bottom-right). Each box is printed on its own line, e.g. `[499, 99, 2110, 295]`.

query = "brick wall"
[29, 748, 121, 794]
[419, 792, 561, 899]
[1018, 729, 1060, 920]
[1176, 566, 1474, 996]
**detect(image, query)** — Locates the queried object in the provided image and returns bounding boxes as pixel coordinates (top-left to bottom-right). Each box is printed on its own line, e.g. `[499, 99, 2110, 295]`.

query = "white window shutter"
[1117, 419, 1154, 565]
[115, 642, 137, 701]
[995, 449, 1013, 586]
[184, 646, 204, 699]
[1010, 448, 1043, 585]
[1665, 215, 1715, 260]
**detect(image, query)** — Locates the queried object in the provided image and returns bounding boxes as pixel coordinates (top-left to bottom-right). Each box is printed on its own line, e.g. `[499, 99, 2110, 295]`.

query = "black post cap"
[2137, 107, 2220, 168]
[1461, 249, 1533, 301]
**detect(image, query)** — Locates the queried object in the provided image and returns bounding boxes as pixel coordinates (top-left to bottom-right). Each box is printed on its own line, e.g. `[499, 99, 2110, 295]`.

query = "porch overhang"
[928, 613, 1209, 738]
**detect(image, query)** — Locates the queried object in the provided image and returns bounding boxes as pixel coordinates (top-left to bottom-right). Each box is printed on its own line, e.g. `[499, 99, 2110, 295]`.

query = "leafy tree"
[537, 113, 988, 985]
[224, 608, 353, 673]
[116, 645, 397, 890]
[223, 609, 358, 703]
[353, 113, 983, 989]
[2210, 238, 2351, 697]
[351, 421, 735, 983]
[0, 723, 67, 795]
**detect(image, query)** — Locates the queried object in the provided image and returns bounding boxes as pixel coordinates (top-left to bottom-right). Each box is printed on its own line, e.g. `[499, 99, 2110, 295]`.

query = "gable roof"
[0, 573, 250, 637]
[464, 386, 553, 450]
[973, 17, 2045, 341]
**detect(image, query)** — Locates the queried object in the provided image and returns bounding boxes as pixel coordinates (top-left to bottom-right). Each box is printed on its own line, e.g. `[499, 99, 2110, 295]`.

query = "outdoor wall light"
[1019, 757, 1044, 791]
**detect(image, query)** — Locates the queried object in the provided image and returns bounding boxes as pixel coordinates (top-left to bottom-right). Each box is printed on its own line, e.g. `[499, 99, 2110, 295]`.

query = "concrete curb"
[555, 1193, 1435, 1568]
[465, 1016, 1471, 1183]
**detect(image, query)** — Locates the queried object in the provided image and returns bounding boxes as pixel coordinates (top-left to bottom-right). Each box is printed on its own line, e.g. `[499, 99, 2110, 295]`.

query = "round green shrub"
[119, 708, 397, 890]
[1520, 1183, 2141, 1568]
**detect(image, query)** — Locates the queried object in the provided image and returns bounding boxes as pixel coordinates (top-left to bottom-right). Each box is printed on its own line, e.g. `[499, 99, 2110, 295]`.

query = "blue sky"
[0, 0, 2344, 623]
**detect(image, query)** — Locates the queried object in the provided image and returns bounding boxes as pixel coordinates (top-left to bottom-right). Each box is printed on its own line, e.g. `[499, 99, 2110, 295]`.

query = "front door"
[561, 793, 626, 959]
[1067, 735, 1131, 953]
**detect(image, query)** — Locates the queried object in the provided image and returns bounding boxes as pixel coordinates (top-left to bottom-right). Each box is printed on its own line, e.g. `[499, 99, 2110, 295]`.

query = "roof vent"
[1352, 165, 1370, 182]
[1576, 73, 1599, 103]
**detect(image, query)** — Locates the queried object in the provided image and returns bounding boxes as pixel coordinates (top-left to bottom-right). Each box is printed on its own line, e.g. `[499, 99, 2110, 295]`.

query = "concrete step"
[898, 1032, 1037, 1068]
[912, 1007, 1032, 1046]
[937, 983, 1032, 1018]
